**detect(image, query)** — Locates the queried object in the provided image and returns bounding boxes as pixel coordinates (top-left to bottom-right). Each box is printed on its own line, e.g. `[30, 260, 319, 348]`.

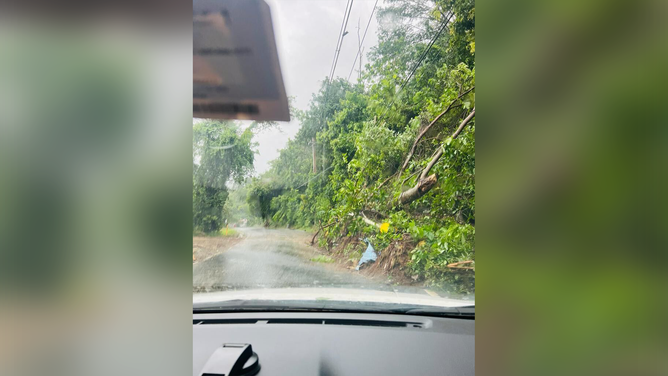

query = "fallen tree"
[399, 108, 475, 205]
[398, 87, 474, 177]
[311, 209, 388, 245]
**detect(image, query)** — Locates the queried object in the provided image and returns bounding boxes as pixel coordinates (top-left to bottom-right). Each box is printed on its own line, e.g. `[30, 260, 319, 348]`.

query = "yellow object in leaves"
[379, 223, 390, 233]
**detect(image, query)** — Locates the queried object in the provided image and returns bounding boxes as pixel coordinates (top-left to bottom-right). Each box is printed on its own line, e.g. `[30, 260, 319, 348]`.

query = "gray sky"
[252, 0, 381, 173]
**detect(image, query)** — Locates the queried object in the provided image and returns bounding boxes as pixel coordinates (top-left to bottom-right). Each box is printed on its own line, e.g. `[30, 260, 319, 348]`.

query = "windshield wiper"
[193, 300, 474, 318]
[400, 305, 474, 318]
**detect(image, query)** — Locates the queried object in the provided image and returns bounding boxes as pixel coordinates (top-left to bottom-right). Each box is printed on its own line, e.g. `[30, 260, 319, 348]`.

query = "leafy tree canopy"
[241, 0, 475, 292]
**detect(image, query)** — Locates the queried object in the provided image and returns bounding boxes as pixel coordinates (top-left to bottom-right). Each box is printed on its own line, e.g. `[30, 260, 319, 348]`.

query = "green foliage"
[246, 177, 281, 225]
[218, 227, 240, 237]
[407, 219, 475, 279]
[193, 121, 256, 234]
[193, 120, 255, 189]
[310, 255, 335, 264]
[242, 0, 475, 292]
[192, 182, 228, 234]
[222, 185, 263, 226]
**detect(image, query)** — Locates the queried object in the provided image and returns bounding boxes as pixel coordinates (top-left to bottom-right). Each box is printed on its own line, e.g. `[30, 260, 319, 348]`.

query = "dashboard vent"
[194, 318, 424, 328]
[194, 319, 259, 325]
[267, 318, 423, 328]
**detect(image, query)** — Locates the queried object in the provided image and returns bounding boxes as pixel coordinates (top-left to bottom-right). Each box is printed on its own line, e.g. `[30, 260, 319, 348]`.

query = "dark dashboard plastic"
[193, 311, 474, 376]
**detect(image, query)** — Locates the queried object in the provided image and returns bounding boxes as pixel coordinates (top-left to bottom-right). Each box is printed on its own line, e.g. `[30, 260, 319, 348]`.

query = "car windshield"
[193, 0, 475, 310]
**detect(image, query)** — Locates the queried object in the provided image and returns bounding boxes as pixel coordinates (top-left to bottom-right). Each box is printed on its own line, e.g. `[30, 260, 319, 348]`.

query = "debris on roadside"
[356, 238, 377, 270]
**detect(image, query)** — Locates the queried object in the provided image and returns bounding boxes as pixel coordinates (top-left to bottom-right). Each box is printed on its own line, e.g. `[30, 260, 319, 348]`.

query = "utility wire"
[319, 1, 354, 130]
[347, 0, 379, 82]
[377, 12, 453, 123]
[329, 0, 355, 81]
[322, 1, 356, 128]
[322, 0, 355, 113]
[328, 0, 353, 81]
[296, 165, 334, 189]
[312, 0, 355, 175]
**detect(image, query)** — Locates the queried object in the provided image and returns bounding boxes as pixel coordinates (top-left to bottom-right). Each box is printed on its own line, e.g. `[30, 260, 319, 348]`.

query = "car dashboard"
[193, 311, 474, 376]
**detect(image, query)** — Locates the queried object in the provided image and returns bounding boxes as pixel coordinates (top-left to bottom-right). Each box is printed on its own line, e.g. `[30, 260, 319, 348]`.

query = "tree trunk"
[398, 174, 438, 204]
[399, 108, 475, 205]
[398, 87, 474, 177]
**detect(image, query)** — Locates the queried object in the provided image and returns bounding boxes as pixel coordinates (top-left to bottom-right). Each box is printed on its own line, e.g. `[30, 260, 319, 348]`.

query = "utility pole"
[356, 19, 363, 81]
[322, 142, 326, 173]
[312, 137, 317, 173]
[359, 48, 363, 81]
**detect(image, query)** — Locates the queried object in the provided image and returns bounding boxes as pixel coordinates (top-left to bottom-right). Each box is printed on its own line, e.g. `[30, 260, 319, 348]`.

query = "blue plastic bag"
[356, 238, 377, 270]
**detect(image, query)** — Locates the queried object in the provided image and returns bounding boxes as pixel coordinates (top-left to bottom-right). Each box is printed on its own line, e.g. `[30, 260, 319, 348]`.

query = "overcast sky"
[252, 0, 382, 173]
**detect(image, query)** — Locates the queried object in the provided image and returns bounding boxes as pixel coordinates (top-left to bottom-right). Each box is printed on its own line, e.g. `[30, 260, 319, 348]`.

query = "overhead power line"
[329, 0, 355, 82]
[313, 0, 356, 175]
[321, 0, 356, 116]
[377, 12, 454, 122]
[296, 165, 334, 189]
[347, 0, 379, 81]
[328, 0, 354, 81]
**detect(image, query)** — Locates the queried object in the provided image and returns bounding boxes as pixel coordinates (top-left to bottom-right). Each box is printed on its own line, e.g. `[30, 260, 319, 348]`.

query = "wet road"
[193, 227, 386, 292]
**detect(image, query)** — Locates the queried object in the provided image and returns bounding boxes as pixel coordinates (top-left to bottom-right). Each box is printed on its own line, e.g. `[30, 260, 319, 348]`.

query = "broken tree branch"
[447, 265, 474, 270]
[397, 174, 439, 205]
[398, 87, 474, 176]
[401, 169, 421, 187]
[378, 172, 397, 189]
[447, 260, 474, 267]
[419, 108, 475, 180]
[361, 209, 387, 219]
[399, 108, 475, 205]
[310, 221, 337, 245]
[451, 107, 475, 139]
[361, 212, 381, 228]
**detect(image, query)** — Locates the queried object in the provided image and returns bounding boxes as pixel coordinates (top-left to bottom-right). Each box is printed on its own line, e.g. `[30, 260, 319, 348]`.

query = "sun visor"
[193, 0, 289, 121]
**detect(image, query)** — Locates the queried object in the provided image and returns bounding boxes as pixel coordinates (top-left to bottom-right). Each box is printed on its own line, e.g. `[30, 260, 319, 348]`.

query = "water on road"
[193, 227, 387, 292]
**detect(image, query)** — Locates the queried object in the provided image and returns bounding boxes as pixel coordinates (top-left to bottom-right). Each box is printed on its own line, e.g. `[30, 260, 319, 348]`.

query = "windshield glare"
[193, 0, 475, 309]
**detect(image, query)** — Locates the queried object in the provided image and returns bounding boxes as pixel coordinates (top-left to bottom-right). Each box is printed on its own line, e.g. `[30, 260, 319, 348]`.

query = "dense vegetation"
[192, 120, 256, 234]
[193, 117, 282, 234]
[246, 0, 476, 292]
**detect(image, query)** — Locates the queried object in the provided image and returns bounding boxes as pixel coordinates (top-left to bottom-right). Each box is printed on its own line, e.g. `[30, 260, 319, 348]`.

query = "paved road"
[192, 228, 476, 303]
[193, 228, 444, 294]
[193, 227, 395, 293]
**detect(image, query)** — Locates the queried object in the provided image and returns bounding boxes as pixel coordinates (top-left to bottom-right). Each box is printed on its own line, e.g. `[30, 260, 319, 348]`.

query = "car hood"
[193, 287, 473, 308]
